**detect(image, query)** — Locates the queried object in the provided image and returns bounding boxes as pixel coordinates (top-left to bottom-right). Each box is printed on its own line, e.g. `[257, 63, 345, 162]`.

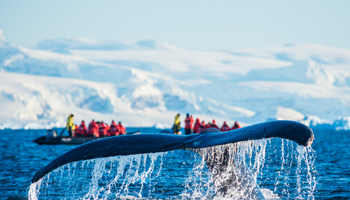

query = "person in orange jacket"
[87, 120, 99, 137]
[105, 122, 110, 135]
[108, 120, 119, 136]
[210, 119, 219, 129]
[231, 121, 241, 130]
[184, 113, 194, 135]
[198, 121, 206, 132]
[220, 121, 231, 132]
[204, 122, 212, 129]
[117, 121, 126, 135]
[98, 121, 108, 137]
[193, 118, 201, 133]
[75, 120, 87, 137]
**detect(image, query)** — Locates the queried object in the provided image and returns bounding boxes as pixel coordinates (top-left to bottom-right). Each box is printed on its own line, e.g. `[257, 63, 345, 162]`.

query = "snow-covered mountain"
[1, 29, 350, 129]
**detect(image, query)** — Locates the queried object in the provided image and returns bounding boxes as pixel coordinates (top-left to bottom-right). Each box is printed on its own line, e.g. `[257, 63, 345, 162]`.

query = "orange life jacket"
[75, 122, 87, 136]
[220, 124, 230, 132]
[184, 117, 194, 129]
[87, 121, 99, 137]
[117, 124, 126, 135]
[99, 123, 108, 136]
[193, 119, 201, 133]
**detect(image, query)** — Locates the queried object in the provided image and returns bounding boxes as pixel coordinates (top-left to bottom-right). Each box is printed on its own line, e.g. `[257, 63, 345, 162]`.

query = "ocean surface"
[0, 127, 349, 199]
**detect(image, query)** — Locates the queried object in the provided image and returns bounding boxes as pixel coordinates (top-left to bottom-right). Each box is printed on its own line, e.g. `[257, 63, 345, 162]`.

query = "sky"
[0, 0, 350, 51]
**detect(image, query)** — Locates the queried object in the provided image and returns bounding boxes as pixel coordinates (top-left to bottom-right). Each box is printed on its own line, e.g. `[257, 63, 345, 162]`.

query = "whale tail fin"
[32, 120, 314, 183]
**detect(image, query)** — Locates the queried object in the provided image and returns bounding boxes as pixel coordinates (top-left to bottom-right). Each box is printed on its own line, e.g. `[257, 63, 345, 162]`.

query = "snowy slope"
[1, 30, 350, 129]
[0, 71, 246, 128]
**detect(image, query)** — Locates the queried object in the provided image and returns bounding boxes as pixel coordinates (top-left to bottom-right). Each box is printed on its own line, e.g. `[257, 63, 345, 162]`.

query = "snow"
[35, 38, 183, 53]
[332, 117, 350, 130]
[1, 32, 350, 130]
[274, 106, 305, 121]
[300, 115, 332, 129]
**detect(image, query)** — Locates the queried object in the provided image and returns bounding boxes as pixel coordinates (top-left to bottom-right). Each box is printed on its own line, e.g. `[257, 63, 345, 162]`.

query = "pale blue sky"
[0, 0, 349, 51]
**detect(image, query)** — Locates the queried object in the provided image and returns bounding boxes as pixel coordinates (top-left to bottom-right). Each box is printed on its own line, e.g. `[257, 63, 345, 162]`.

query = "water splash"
[259, 138, 317, 199]
[28, 138, 317, 199]
[28, 179, 42, 200]
[194, 141, 268, 199]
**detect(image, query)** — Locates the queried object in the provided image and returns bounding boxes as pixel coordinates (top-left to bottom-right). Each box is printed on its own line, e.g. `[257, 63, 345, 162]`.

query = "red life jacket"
[231, 122, 241, 130]
[220, 124, 230, 132]
[193, 119, 201, 133]
[99, 123, 108, 136]
[210, 120, 219, 129]
[109, 121, 119, 136]
[117, 124, 126, 135]
[198, 122, 206, 133]
[210, 124, 219, 129]
[204, 124, 211, 129]
[105, 124, 110, 133]
[109, 125, 118, 136]
[75, 121, 87, 136]
[87, 121, 99, 137]
[184, 117, 194, 129]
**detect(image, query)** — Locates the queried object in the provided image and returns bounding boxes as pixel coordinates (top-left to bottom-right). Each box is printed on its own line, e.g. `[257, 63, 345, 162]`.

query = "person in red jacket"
[231, 121, 241, 130]
[210, 119, 219, 129]
[105, 122, 110, 135]
[198, 121, 206, 132]
[117, 121, 126, 135]
[87, 120, 99, 137]
[75, 120, 87, 137]
[184, 113, 194, 135]
[108, 120, 119, 136]
[204, 122, 212, 129]
[98, 121, 108, 137]
[193, 118, 201, 133]
[220, 121, 231, 132]
[96, 121, 101, 137]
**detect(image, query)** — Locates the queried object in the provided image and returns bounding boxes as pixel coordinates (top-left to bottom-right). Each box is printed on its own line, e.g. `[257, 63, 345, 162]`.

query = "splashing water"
[28, 138, 317, 199]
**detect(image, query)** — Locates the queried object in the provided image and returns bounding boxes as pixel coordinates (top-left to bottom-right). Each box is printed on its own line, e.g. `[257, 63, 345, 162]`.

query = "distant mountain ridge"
[1, 30, 350, 129]
[35, 37, 183, 53]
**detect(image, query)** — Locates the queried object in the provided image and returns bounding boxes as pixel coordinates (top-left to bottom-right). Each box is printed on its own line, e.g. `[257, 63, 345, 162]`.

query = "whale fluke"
[31, 120, 314, 183]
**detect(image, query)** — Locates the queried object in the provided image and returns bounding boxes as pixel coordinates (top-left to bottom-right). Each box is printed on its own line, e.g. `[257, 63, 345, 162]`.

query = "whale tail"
[32, 120, 314, 184]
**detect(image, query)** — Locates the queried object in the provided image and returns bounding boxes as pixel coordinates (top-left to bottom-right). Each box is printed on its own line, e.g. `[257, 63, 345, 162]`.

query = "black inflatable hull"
[33, 131, 140, 145]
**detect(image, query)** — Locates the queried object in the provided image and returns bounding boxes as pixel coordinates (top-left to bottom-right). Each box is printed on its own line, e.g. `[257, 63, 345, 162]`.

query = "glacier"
[1, 29, 350, 130]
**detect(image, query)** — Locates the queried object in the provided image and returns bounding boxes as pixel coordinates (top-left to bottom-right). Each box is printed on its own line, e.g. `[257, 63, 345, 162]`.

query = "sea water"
[1, 128, 349, 199]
